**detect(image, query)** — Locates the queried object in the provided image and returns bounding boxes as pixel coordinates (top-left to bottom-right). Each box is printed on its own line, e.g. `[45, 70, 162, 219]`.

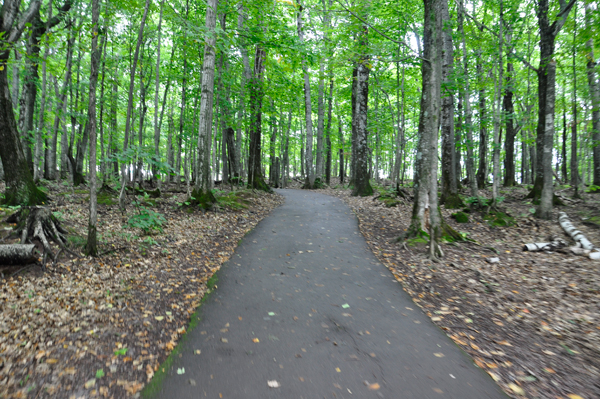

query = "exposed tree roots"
[5, 207, 73, 270]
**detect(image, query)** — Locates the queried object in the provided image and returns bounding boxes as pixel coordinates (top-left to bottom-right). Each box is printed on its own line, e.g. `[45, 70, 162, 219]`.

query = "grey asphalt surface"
[153, 189, 508, 399]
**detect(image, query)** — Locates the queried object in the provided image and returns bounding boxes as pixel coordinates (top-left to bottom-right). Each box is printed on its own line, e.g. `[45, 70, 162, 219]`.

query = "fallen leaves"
[318, 181, 600, 399]
[0, 186, 284, 399]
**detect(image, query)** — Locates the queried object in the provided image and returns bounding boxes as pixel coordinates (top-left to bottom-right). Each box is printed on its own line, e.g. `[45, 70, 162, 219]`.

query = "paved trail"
[152, 190, 507, 399]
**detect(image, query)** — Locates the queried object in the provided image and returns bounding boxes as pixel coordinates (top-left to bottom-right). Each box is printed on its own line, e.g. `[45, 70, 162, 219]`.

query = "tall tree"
[194, 0, 219, 202]
[585, 1, 600, 189]
[85, 0, 101, 256]
[0, 0, 48, 205]
[534, 0, 576, 219]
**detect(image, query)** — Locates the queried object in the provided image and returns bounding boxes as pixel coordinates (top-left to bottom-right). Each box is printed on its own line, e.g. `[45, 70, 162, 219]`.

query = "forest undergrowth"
[305, 178, 600, 399]
[0, 180, 283, 399]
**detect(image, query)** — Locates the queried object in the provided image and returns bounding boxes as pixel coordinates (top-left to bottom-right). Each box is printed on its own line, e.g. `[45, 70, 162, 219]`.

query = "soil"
[290, 177, 599, 399]
[0, 180, 283, 399]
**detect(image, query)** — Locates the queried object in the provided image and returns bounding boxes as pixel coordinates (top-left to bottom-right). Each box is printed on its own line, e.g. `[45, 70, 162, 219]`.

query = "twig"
[463, 240, 499, 254]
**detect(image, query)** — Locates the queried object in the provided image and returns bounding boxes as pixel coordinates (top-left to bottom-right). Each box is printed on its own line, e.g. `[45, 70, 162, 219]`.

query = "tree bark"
[458, 0, 477, 197]
[153, 0, 164, 185]
[297, 3, 315, 188]
[34, 5, 52, 182]
[0, 0, 47, 205]
[475, 58, 488, 189]
[503, 60, 517, 187]
[247, 46, 268, 191]
[440, 0, 459, 207]
[45, 23, 74, 180]
[585, 2, 600, 188]
[534, 0, 576, 218]
[351, 20, 372, 197]
[194, 0, 218, 202]
[406, 0, 444, 260]
[119, 0, 151, 209]
[316, 60, 325, 180]
[325, 75, 333, 185]
[85, 0, 100, 256]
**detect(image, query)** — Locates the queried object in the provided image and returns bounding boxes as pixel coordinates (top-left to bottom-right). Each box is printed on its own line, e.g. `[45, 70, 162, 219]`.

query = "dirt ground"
[0, 180, 283, 399]
[288, 177, 599, 399]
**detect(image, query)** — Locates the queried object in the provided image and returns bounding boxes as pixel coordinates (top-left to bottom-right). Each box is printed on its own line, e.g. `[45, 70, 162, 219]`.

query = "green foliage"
[95, 369, 105, 379]
[113, 348, 127, 356]
[451, 211, 470, 223]
[127, 206, 166, 234]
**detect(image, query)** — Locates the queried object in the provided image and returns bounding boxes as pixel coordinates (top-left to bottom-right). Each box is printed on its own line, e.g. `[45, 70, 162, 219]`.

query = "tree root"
[6, 207, 73, 270]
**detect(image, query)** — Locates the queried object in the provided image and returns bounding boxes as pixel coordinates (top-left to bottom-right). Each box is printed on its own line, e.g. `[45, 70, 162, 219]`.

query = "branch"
[46, 0, 74, 31]
[463, 10, 538, 73]
[7, 0, 42, 43]
[551, 0, 576, 37]
[332, 0, 427, 62]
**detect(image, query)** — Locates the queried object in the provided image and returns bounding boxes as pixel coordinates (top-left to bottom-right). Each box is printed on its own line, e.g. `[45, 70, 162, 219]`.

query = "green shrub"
[127, 207, 166, 234]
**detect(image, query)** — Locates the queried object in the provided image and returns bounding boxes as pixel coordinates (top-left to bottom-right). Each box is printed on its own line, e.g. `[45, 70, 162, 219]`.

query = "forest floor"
[0, 177, 598, 399]
[289, 177, 599, 399]
[0, 180, 283, 399]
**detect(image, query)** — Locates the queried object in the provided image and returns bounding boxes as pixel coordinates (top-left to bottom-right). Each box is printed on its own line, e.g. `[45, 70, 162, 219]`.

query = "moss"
[188, 188, 217, 210]
[451, 211, 469, 223]
[382, 198, 401, 208]
[443, 193, 465, 209]
[483, 211, 515, 227]
[406, 236, 429, 248]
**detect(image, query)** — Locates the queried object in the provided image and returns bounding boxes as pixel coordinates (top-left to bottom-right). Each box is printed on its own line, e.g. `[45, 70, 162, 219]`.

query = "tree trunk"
[34, 5, 52, 182]
[0, 0, 46, 205]
[0, 244, 36, 264]
[458, 0, 477, 197]
[153, 0, 164, 185]
[194, 0, 218, 203]
[405, 0, 444, 259]
[534, 0, 575, 217]
[119, 0, 151, 209]
[571, 16, 582, 195]
[325, 75, 333, 185]
[440, 1, 459, 208]
[503, 61, 517, 187]
[297, 3, 315, 188]
[585, 2, 600, 188]
[46, 24, 74, 180]
[475, 58, 488, 189]
[351, 19, 372, 197]
[316, 60, 325, 179]
[247, 46, 269, 191]
[491, 4, 503, 205]
[85, 0, 100, 256]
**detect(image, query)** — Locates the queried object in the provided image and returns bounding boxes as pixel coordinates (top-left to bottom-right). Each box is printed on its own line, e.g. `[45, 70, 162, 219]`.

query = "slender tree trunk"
[194, 0, 218, 200]
[119, 0, 151, 208]
[534, 0, 576, 218]
[85, 0, 100, 256]
[34, 5, 52, 182]
[491, 3, 503, 204]
[325, 75, 333, 185]
[152, 0, 164, 185]
[316, 60, 325, 180]
[351, 19, 372, 197]
[458, 0, 477, 197]
[503, 60, 517, 187]
[440, 0, 459, 207]
[247, 46, 268, 190]
[585, 2, 600, 188]
[571, 14, 582, 196]
[475, 59, 488, 189]
[0, 0, 46, 205]
[46, 24, 74, 180]
[297, 3, 315, 187]
[405, 0, 444, 259]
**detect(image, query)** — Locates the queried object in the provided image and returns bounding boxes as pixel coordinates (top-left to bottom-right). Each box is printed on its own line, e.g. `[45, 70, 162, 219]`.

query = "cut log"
[0, 244, 37, 264]
[558, 212, 594, 250]
[523, 239, 567, 252]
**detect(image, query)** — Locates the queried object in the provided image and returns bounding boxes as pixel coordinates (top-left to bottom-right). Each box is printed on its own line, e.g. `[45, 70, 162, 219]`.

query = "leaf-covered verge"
[302, 178, 600, 399]
[0, 181, 283, 399]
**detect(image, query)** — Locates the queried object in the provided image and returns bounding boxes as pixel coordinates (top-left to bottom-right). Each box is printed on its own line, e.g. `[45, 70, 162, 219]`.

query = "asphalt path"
[152, 189, 507, 399]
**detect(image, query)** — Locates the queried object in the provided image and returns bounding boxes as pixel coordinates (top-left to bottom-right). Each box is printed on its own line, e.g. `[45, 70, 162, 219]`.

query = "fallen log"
[558, 212, 593, 250]
[0, 244, 37, 264]
[523, 239, 567, 252]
